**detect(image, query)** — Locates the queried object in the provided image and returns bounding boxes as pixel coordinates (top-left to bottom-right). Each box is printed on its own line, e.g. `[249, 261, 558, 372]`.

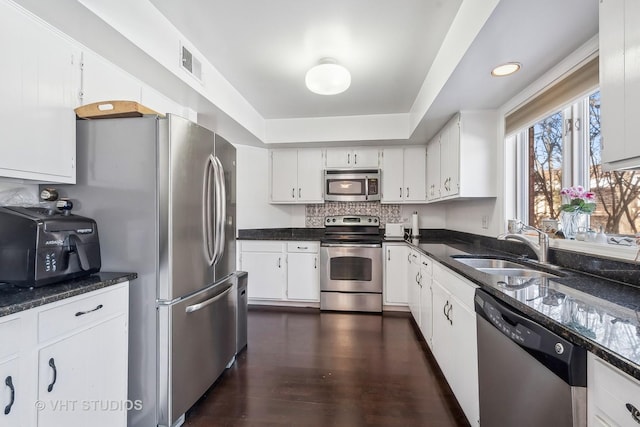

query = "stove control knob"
[326, 218, 330, 223]
[374, 218, 378, 223]
[332, 218, 337, 222]
[368, 218, 372, 223]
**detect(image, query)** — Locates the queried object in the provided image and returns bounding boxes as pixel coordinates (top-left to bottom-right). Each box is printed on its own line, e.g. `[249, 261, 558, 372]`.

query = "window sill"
[549, 238, 639, 263]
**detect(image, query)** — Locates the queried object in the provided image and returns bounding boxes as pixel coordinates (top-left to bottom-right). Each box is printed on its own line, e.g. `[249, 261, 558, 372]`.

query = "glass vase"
[561, 211, 588, 240]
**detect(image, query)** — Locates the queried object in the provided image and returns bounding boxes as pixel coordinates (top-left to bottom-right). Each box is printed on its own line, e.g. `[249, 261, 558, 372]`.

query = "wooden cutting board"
[74, 100, 164, 119]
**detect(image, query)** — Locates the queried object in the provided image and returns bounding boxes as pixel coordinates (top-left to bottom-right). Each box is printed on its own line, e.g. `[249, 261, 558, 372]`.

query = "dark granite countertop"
[0, 272, 137, 317]
[238, 228, 325, 240]
[409, 239, 640, 381]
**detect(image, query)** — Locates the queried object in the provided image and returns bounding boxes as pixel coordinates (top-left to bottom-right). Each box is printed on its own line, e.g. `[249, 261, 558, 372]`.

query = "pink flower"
[585, 192, 596, 200]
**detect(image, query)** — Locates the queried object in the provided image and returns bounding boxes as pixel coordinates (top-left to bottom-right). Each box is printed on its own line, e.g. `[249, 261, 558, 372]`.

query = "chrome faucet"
[497, 222, 549, 264]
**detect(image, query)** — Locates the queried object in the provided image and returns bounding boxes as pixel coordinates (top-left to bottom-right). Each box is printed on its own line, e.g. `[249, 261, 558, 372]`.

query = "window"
[515, 90, 640, 235]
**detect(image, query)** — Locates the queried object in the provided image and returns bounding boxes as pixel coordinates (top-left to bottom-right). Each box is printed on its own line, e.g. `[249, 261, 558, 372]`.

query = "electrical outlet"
[481, 215, 489, 229]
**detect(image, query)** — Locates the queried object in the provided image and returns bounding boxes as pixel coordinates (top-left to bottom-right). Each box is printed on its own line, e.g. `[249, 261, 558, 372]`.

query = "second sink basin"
[452, 256, 561, 278]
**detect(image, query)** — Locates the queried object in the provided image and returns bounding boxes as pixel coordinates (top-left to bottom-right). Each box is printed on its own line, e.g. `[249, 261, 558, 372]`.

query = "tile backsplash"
[305, 202, 401, 228]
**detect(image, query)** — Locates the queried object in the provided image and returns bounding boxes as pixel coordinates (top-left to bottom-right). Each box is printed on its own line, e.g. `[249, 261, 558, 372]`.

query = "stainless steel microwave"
[324, 169, 381, 202]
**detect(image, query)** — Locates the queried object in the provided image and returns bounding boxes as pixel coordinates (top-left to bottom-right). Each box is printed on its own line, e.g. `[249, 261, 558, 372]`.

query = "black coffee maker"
[0, 206, 101, 287]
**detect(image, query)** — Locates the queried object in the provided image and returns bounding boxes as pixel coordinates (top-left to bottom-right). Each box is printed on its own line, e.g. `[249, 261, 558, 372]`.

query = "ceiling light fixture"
[305, 58, 351, 95]
[491, 62, 521, 77]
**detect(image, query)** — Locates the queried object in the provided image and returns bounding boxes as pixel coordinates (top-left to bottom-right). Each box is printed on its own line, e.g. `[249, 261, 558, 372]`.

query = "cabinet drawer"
[590, 354, 640, 427]
[240, 241, 285, 253]
[287, 242, 319, 253]
[419, 254, 433, 276]
[0, 316, 20, 359]
[38, 285, 128, 343]
[432, 262, 477, 308]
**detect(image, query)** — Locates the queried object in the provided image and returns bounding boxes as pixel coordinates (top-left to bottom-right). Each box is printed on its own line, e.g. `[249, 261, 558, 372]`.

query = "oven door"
[320, 244, 382, 292]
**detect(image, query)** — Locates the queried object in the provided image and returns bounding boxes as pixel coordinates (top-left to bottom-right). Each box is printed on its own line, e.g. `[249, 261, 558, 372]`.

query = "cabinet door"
[403, 146, 427, 202]
[446, 118, 460, 197]
[37, 315, 128, 427]
[448, 295, 479, 427]
[624, 0, 640, 162]
[383, 244, 408, 305]
[419, 263, 433, 347]
[426, 138, 441, 201]
[270, 150, 298, 202]
[241, 252, 285, 299]
[0, 359, 20, 427]
[287, 252, 319, 301]
[352, 148, 379, 168]
[296, 149, 324, 202]
[0, 1, 77, 183]
[407, 251, 421, 323]
[381, 148, 404, 202]
[325, 148, 351, 167]
[431, 280, 452, 375]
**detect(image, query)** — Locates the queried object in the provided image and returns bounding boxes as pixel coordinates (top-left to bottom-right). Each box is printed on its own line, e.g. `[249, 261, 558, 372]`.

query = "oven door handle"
[321, 243, 381, 248]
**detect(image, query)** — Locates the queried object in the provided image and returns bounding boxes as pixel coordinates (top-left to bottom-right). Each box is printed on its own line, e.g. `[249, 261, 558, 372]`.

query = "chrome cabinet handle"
[422, 261, 428, 267]
[75, 304, 103, 317]
[443, 301, 449, 319]
[47, 358, 57, 392]
[388, 249, 391, 261]
[626, 403, 640, 424]
[298, 188, 301, 198]
[416, 272, 420, 284]
[406, 187, 410, 198]
[354, 153, 357, 164]
[292, 188, 295, 198]
[347, 153, 351, 164]
[297, 246, 308, 250]
[447, 303, 453, 325]
[314, 257, 317, 269]
[4, 376, 14, 415]
[399, 187, 402, 198]
[278, 257, 281, 268]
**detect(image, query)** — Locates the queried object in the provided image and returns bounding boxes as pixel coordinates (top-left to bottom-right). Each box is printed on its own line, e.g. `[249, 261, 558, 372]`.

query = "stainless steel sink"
[452, 257, 561, 278]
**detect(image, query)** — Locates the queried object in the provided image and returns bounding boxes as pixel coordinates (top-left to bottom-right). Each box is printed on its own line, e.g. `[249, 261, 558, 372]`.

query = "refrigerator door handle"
[212, 156, 226, 266]
[185, 283, 233, 313]
[203, 155, 216, 266]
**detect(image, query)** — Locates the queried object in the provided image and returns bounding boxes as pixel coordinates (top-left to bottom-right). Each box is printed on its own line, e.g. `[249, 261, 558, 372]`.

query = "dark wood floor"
[184, 307, 469, 427]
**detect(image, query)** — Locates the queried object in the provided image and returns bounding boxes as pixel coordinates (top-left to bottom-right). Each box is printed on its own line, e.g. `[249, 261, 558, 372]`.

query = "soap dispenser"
[595, 225, 608, 244]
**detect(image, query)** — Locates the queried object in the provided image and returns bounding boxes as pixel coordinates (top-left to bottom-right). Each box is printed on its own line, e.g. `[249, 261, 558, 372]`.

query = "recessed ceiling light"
[491, 62, 521, 77]
[305, 58, 351, 95]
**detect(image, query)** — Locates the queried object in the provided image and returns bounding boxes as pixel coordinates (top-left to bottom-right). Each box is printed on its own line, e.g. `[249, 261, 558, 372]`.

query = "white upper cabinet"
[270, 148, 324, 203]
[381, 146, 427, 203]
[599, 0, 640, 169]
[0, 1, 78, 183]
[426, 111, 497, 203]
[325, 147, 379, 168]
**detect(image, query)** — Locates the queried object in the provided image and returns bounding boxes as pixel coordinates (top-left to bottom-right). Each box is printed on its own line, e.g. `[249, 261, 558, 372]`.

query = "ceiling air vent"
[181, 45, 202, 81]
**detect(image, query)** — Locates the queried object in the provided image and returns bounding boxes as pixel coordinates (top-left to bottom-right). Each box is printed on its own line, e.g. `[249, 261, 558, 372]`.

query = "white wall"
[235, 145, 305, 230]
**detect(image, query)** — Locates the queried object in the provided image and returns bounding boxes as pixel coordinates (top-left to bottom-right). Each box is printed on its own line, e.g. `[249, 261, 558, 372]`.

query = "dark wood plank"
[184, 308, 469, 427]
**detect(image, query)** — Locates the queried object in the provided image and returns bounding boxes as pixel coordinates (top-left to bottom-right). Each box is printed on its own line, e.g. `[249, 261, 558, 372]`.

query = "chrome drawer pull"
[75, 304, 103, 317]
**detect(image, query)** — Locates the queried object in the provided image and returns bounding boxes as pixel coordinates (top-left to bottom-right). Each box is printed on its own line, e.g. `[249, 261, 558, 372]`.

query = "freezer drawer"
[157, 280, 237, 427]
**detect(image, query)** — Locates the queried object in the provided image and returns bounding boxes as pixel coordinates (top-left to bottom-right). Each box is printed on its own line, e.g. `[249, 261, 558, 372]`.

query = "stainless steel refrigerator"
[57, 114, 237, 427]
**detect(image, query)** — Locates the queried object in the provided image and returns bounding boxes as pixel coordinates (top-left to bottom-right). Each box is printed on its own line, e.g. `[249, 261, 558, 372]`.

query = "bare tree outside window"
[588, 91, 640, 235]
[528, 112, 563, 228]
[523, 91, 640, 236]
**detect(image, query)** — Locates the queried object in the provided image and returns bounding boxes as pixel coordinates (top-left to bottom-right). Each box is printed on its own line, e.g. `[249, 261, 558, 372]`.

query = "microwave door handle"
[365, 178, 369, 200]
[203, 155, 216, 266]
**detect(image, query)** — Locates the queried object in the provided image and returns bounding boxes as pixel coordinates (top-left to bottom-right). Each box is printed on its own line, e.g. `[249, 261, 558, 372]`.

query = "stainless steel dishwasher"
[474, 289, 587, 427]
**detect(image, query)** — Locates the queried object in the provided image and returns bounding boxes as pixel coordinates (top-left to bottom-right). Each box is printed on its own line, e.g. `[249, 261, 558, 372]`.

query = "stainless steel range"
[320, 215, 383, 312]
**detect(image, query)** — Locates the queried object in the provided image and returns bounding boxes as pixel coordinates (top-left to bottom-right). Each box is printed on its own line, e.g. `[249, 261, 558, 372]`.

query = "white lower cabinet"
[588, 352, 640, 427]
[239, 241, 319, 304]
[418, 255, 433, 348]
[0, 282, 129, 427]
[286, 242, 320, 301]
[431, 263, 479, 427]
[407, 249, 422, 323]
[383, 243, 408, 306]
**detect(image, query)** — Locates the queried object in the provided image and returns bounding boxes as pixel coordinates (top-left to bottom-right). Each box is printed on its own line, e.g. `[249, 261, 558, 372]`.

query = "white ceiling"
[148, 0, 463, 119]
[146, 0, 599, 144]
